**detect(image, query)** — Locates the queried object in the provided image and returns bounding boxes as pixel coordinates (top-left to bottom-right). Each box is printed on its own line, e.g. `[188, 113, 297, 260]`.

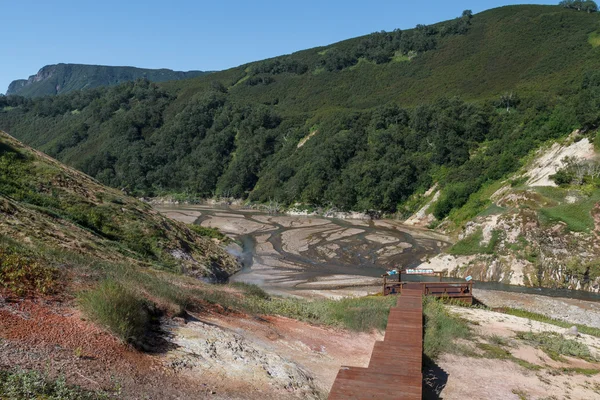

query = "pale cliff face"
[6, 79, 28, 95]
[6, 64, 208, 97]
[6, 65, 57, 95]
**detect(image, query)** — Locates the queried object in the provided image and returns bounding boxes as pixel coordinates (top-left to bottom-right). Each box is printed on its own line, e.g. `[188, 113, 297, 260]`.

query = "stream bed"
[157, 204, 600, 302]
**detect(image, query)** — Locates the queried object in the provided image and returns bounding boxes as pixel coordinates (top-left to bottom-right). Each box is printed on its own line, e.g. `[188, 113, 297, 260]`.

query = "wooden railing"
[383, 281, 474, 304]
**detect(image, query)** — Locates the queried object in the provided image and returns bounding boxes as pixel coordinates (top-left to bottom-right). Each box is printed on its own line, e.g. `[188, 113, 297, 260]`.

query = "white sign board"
[404, 269, 435, 275]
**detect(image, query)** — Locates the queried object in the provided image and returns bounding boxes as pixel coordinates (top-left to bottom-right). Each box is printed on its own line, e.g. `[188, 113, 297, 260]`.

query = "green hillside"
[1, 5, 600, 217]
[0, 130, 238, 280]
[6, 63, 210, 97]
[166, 5, 600, 111]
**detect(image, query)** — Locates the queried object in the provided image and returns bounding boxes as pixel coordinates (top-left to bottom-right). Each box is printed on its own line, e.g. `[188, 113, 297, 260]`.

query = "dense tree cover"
[319, 11, 472, 71]
[0, 80, 286, 200]
[243, 10, 473, 78]
[575, 71, 600, 129]
[559, 0, 598, 12]
[0, 75, 586, 218]
[0, 5, 598, 219]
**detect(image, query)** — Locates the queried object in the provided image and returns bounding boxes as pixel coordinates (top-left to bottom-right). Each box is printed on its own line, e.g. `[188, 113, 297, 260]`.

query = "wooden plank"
[333, 371, 422, 394]
[366, 365, 423, 378]
[369, 360, 422, 371]
[391, 308, 422, 314]
[370, 348, 422, 358]
[383, 325, 423, 332]
[372, 341, 422, 352]
[384, 332, 423, 343]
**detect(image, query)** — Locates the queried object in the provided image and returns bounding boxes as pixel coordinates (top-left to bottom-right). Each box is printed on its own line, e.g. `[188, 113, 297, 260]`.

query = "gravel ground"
[474, 288, 600, 329]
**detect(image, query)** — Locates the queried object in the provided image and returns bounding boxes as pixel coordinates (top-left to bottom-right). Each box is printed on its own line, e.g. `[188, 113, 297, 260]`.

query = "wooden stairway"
[328, 287, 424, 399]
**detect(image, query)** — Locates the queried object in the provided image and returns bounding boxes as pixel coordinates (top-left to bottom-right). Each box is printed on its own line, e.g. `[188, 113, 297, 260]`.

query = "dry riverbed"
[158, 205, 448, 299]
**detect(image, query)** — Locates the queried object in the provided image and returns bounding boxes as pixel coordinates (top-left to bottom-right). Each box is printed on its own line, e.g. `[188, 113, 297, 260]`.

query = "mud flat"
[156, 205, 449, 298]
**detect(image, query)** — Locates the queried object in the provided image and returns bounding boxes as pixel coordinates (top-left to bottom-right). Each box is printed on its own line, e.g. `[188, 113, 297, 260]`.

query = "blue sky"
[2, 0, 552, 94]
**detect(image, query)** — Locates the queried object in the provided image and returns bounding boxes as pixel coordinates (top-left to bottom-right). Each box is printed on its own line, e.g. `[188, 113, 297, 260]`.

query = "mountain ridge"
[6, 63, 211, 97]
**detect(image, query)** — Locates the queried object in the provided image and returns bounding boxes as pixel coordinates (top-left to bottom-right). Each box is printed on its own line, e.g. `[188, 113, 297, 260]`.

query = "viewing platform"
[383, 269, 473, 305]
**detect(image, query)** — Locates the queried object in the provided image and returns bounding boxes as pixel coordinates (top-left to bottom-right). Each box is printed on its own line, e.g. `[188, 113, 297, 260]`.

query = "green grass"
[477, 342, 541, 371]
[232, 74, 249, 87]
[477, 203, 507, 217]
[214, 291, 398, 332]
[559, 367, 600, 376]
[78, 280, 150, 344]
[533, 186, 567, 204]
[187, 224, 230, 243]
[511, 389, 529, 400]
[423, 297, 472, 359]
[349, 58, 375, 70]
[502, 308, 600, 338]
[0, 369, 109, 399]
[516, 331, 593, 361]
[448, 179, 506, 227]
[230, 281, 271, 299]
[533, 187, 600, 232]
[538, 196, 598, 232]
[489, 334, 509, 346]
[448, 228, 501, 255]
[0, 132, 237, 279]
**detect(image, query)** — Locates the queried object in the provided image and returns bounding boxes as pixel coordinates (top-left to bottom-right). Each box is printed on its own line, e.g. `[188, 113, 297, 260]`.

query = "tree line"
[559, 0, 598, 12]
[243, 9, 473, 81]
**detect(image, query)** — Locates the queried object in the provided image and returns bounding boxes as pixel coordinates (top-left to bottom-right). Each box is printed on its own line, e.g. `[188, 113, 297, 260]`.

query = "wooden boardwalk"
[328, 285, 424, 399]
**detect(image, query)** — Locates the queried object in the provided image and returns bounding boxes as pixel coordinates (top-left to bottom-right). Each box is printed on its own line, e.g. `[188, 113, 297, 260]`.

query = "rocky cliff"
[6, 63, 210, 97]
[413, 132, 600, 291]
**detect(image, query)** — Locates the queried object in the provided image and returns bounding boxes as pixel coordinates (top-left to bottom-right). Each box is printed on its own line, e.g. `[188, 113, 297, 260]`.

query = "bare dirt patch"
[430, 306, 600, 400]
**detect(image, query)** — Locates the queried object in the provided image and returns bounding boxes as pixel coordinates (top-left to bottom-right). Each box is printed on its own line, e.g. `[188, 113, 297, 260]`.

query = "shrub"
[0, 249, 59, 296]
[433, 182, 480, 220]
[516, 331, 593, 361]
[550, 169, 574, 186]
[79, 280, 149, 344]
[188, 224, 230, 243]
[0, 369, 104, 399]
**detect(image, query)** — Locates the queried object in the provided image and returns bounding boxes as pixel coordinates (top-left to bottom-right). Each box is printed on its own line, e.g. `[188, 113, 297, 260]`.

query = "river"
[157, 204, 600, 301]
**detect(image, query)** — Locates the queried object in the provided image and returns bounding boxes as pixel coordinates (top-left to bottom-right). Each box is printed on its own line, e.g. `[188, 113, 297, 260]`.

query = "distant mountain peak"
[6, 63, 211, 97]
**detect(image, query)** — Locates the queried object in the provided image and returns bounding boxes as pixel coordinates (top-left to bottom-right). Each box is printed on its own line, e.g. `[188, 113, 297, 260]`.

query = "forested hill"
[6, 64, 210, 97]
[1, 5, 600, 221]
